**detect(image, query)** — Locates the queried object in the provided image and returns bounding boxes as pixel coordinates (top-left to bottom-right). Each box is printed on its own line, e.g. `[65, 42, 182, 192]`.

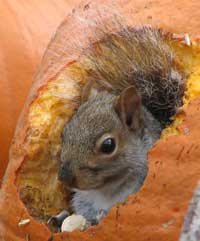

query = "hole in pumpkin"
[14, 32, 200, 233]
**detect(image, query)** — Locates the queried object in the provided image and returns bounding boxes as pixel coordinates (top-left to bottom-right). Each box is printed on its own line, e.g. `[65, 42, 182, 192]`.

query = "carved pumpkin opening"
[14, 34, 200, 232]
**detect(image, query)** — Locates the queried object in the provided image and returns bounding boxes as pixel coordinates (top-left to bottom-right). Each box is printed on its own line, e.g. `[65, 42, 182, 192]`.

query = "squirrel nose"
[58, 165, 74, 184]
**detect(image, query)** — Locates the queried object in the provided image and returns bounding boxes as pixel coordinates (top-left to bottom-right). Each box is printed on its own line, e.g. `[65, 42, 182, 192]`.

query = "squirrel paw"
[47, 210, 69, 232]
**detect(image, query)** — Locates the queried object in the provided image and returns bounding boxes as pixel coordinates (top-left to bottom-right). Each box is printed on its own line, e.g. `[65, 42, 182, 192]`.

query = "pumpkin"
[1, 1, 200, 241]
[0, 0, 81, 181]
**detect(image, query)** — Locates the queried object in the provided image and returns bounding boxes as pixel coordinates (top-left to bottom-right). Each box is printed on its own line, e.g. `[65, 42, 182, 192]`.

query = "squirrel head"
[59, 85, 148, 191]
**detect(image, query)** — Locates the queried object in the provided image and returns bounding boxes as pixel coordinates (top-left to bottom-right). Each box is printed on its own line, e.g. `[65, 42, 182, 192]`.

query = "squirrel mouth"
[74, 167, 130, 191]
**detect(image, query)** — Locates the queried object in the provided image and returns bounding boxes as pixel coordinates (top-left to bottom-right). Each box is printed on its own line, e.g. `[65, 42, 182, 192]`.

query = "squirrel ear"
[114, 86, 142, 130]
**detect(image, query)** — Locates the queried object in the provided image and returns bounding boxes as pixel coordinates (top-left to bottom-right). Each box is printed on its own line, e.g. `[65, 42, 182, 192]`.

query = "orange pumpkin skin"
[0, 0, 81, 181]
[1, 1, 200, 241]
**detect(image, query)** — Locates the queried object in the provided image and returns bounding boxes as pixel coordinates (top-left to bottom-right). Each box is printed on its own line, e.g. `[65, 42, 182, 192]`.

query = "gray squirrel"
[57, 26, 185, 226]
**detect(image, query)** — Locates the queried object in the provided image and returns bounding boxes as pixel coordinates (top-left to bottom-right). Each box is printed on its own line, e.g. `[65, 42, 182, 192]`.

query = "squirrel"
[56, 26, 185, 226]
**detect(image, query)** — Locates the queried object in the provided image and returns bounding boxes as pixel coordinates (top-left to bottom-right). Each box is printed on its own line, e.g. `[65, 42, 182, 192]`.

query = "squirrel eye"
[100, 138, 116, 154]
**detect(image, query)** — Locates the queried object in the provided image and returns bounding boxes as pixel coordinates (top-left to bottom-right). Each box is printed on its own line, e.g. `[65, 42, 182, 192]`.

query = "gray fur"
[80, 27, 185, 126]
[60, 91, 161, 222]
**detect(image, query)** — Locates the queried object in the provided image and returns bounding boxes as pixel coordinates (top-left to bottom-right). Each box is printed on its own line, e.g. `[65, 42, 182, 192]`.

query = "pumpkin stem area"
[13, 39, 200, 230]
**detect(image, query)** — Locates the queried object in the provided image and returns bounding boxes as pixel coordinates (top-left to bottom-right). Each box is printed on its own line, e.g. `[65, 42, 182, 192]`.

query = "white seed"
[184, 34, 191, 46]
[61, 214, 86, 232]
[18, 219, 30, 226]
